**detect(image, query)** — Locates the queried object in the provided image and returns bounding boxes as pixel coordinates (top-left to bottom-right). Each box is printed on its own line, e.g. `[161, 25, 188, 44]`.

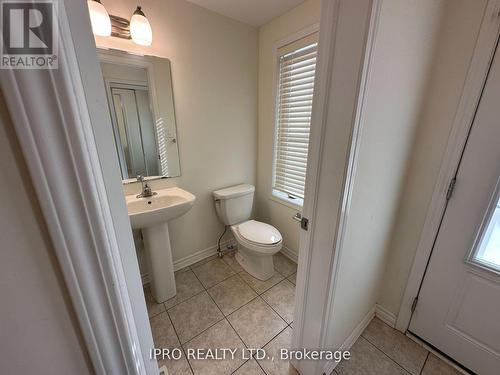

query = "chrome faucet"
[136, 175, 155, 198]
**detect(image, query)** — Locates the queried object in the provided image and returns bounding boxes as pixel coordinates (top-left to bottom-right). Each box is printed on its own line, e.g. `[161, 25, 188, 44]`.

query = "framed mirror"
[97, 48, 181, 182]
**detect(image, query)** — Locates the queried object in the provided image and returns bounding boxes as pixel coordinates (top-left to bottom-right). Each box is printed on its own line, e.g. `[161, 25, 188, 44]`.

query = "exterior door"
[408, 43, 500, 374]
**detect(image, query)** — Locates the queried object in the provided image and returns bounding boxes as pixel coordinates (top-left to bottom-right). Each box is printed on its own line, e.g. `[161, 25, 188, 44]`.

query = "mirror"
[97, 48, 181, 182]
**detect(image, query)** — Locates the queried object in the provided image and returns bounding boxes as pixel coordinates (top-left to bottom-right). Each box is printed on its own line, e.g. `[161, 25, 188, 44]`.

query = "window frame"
[270, 24, 319, 210]
[467, 177, 500, 275]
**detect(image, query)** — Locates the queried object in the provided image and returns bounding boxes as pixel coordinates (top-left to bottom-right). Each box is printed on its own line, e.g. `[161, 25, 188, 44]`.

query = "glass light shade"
[130, 11, 152, 46]
[87, 0, 111, 37]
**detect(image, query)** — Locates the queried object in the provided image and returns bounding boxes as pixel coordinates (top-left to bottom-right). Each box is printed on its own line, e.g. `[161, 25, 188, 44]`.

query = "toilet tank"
[213, 184, 255, 225]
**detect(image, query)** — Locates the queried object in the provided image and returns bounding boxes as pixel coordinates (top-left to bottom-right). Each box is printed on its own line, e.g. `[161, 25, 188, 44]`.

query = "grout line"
[255, 357, 268, 375]
[259, 279, 294, 324]
[195, 264, 254, 356]
[230, 358, 251, 374]
[148, 308, 165, 320]
[260, 323, 289, 351]
[180, 315, 226, 347]
[237, 269, 285, 295]
[360, 336, 413, 375]
[419, 352, 430, 375]
[152, 256, 296, 374]
[360, 320, 430, 374]
[190, 266, 225, 316]
[164, 311, 195, 375]
[253, 324, 290, 375]
[175, 266, 228, 348]
[249, 278, 289, 322]
[192, 260, 237, 289]
[164, 288, 206, 311]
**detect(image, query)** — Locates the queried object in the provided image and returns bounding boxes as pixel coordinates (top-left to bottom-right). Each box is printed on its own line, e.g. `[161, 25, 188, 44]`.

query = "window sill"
[270, 190, 303, 211]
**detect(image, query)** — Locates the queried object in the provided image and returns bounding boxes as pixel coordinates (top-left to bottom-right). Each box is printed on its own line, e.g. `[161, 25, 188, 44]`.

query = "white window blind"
[273, 34, 318, 202]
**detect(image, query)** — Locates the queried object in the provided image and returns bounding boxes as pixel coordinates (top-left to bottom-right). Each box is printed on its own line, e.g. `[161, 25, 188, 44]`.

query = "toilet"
[213, 184, 282, 280]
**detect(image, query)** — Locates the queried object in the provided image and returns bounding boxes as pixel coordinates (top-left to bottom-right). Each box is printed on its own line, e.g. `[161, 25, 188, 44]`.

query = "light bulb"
[87, 0, 111, 37]
[130, 6, 152, 46]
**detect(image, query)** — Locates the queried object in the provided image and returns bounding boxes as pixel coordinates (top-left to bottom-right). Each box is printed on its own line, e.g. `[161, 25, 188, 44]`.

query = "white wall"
[0, 91, 93, 374]
[94, 0, 258, 265]
[325, 0, 449, 349]
[256, 0, 321, 256]
[378, 0, 487, 316]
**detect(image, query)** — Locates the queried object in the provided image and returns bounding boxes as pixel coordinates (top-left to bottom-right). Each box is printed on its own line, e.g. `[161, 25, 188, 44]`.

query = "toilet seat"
[231, 220, 282, 255]
[237, 220, 282, 245]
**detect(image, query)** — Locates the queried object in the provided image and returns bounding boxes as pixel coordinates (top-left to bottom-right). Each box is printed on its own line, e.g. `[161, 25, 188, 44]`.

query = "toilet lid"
[238, 220, 282, 245]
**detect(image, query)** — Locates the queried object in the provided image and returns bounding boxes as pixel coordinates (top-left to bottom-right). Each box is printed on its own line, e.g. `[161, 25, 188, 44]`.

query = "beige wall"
[0, 92, 93, 374]
[95, 0, 258, 265]
[378, 0, 487, 316]
[256, 0, 321, 256]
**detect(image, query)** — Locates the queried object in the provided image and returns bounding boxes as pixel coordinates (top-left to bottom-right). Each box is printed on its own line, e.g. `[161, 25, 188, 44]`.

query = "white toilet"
[213, 184, 282, 280]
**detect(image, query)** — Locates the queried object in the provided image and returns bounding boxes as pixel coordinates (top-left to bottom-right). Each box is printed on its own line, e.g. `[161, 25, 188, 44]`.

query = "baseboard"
[141, 240, 231, 286]
[280, 245, 298, 263]
[323, 306, 376, 375]
[375, 304, 397, 328]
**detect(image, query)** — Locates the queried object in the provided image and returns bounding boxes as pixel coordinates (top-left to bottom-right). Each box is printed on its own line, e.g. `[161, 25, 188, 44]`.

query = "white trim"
[274, 23, 320, 51]
[320, 0, 381, 350]
[142, 241, 297, 285]
[270, 189, 303, 211]
[280, 246, 299, 264]
[291, 5, 341, 369]
[323, 307, 376, 375]
[375, 304, 397, 328]
[396, 0, 500, 332]
[0, 1, 152, 374]
[291, 1, 382, 374]
[140, 240, 232, 284]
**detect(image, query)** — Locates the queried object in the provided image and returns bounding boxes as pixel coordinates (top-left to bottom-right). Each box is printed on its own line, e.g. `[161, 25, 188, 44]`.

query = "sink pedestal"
[143, 222, 176, 303]
[126, 187, 195, 303]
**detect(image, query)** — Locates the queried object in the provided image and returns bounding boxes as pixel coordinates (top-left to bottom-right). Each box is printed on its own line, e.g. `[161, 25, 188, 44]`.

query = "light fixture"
[87, 1, 153, 46]
[130, 6, 153, 46]
[87, 0, 111, 37]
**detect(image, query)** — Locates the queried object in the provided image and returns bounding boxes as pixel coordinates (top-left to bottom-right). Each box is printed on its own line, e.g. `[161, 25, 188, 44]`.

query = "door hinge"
[411, 296, 418, 313]
[446, 177, 457, 200]
[301, 217, 309, 231]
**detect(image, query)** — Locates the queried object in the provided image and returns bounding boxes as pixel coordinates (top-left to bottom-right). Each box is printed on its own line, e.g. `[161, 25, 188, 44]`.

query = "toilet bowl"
[212, 184, 283, 280]
[231, 220, 282, 280]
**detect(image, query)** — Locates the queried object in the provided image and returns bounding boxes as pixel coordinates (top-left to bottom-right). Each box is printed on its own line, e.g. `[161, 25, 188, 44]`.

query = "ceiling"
[186, 0, 306, 27]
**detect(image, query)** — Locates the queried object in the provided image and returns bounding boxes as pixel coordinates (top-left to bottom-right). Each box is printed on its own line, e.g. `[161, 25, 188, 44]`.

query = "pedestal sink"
[126, 187, 196, 303]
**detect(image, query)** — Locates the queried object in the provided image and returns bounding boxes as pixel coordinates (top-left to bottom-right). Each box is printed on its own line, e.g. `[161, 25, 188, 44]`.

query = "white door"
[408, 44, 500, 375]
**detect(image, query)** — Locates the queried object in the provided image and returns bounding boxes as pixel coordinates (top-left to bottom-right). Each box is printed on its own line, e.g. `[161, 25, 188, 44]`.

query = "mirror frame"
[97, 48, 180, 183]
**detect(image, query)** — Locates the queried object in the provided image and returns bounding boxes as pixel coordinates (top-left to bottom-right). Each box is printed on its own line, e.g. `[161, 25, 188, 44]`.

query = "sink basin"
[125, 187, 196, 303]
[126, 187, 196, 229]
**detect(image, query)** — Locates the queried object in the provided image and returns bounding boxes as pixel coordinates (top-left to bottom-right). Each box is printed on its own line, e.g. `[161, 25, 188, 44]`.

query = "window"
[272, 33, 318, 207]
[471, 193, 500, 272]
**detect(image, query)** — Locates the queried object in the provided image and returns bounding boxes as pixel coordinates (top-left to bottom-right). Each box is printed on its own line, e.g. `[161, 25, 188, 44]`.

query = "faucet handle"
[136, 174, 144, 182]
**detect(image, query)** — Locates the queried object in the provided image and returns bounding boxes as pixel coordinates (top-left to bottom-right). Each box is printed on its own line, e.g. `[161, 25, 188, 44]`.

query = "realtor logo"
[1, 0, 58, 69]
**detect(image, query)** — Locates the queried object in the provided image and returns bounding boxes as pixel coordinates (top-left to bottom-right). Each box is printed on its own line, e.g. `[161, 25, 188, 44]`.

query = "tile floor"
[145, 251, 298, 375]
[334, 318, 466, 375]
[146, 252, 463, 375]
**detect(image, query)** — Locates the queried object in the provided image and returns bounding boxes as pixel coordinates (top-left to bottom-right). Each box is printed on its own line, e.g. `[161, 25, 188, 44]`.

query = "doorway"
[408, 40, 500, 375]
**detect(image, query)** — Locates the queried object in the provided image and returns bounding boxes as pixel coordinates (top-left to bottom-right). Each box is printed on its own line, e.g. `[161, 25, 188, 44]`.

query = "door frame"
[0, 0, 155, 374]
[396, 0, 500, 332]
[291, 0, 381, 374]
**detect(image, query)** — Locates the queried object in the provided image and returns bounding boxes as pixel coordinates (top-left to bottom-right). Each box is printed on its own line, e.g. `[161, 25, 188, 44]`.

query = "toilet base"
[235, 248, 275, 281]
